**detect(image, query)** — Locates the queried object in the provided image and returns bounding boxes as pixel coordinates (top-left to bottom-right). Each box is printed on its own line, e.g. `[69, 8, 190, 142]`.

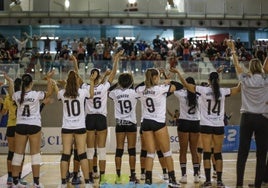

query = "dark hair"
[145, 68, 159, 88]
[20, 74, 32, 105]
[209, 72, 220, 101]
[185, 77, 198, 108]
[14, 78, 22, 92]
[64, 70, 79, 98]
[90, 68, 100, 81]
[118, 73, 133, 88]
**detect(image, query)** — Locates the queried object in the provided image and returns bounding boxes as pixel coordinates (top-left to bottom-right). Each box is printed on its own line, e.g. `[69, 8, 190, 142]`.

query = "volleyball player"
[1, 74, 25, 187]
[11, 73, 54, 188]
[55, 61, 96, 188]
[135, 68, 182, 187]
[173, 76, 200, 184]
[171, 68, 240, 187]
[108, 73, 139, 184]
[228, 41, 268, 188]
[84, 49, 123, 185]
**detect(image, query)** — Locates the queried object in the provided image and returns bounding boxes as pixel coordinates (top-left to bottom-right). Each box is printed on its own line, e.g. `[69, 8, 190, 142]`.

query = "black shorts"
[62, 128, 86, 134]
[177, 119, 200, 133]
[115, 119, 137, 133]
[86, 114, 107, 131]
[200, 125, 224, 135]
[141, 119, 166, 132]
[6, 126, 16, 137]
[16, 124, 41, 135]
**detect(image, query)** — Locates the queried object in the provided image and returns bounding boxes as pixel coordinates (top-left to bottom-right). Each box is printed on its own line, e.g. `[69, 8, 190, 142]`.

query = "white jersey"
[13, 90, 45, 126]
[58, 88, 89, 129]
[174, 89, 200, 121]
[82, 81, 110, 116]
[136, 84, 170, 123]
[109, 88, 139, 124]
[196, 86, 230, 127]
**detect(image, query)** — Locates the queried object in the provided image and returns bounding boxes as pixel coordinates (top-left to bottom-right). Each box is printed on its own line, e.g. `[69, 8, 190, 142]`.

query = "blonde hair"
[249, 58, 263, 74]
[145, 68, 159, 89]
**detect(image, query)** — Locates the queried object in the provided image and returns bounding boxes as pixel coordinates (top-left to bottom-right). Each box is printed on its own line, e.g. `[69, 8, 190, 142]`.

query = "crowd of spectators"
[0, 32, 267, 76]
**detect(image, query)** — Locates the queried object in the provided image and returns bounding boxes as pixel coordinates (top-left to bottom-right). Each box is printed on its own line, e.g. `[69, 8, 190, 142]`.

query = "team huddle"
[3, 41, 268, 188]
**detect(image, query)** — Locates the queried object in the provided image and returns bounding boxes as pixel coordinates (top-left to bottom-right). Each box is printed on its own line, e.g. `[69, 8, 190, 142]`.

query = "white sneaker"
[163, 173, 169, 181]
[33, 183, 42, 188]
[12, 182, 26, 188]
[194, 175, 200, 183]
[179, 175, 187, 184]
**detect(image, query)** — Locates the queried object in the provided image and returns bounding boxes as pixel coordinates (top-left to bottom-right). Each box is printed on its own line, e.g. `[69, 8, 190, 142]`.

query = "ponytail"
[20, 74, 32, 105]
[209, 72, 220, 101]
[185, 77, 197, 108]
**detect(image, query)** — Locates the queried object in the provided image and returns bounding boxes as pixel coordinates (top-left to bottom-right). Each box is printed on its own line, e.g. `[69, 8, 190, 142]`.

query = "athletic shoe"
[93, 172, 99, 179]
[129, 174, 139, 184]
[71, 176, 82, 185]
[194, 175, 200, 183]
[168, 179, 181, 188]
[179, 175, 187, 184]
[85, 183, 94, 188]
[19, 179, 27, 186]
[212, 171, 217, 178]
[7, 177, 13, 186]
[201, 181, 212, 188]
[12, 182, 26, 188]
[163, 173, 169, 181]
[115, 176, 122, 184]
[140, 173, 145, 180]
[217, 181, 225, 188]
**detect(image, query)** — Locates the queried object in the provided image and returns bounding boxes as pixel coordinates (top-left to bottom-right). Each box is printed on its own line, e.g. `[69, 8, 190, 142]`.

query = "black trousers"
[236, 113, 268, 188]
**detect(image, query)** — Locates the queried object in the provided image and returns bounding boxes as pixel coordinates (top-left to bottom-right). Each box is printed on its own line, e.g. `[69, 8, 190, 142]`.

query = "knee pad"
[12, 153, 24, 166]
[98, 147, 106, 160]
[203, 152, 211, 160]
[140, 150, 147, 158]
[115, 148, 124, 158]
[61, 153, 71, 162]
[214, 153, 222, 161]
[86, 148, 95, 160]
[73, 149, 80, 162]
[78, 152, 87, 160]
[156, 150, 164, 158]
[147, 153, 155, 159]
[128, 148, 136, 156]
[7, 151, 14, 161]
[31, 153, 42, 165]
[197, 148, 203, 154]
[211, 148, 214, 154]
[163, 150, 172, 157]
[94, 148, 97, 157]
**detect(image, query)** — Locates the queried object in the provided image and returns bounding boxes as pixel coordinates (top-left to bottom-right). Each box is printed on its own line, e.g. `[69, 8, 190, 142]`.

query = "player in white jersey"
[83, 49, 123, 185]
[108, 73, 139, 184]
[55, 68, 96, 188]
[172, 68, 240, 188]
[11, 73, 54, 188]
[173, 76, 200, 184]
[135, 68, 183, 188]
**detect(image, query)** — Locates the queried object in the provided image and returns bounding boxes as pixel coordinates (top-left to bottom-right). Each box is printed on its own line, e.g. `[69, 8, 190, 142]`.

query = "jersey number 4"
[22, 105, 30, 117]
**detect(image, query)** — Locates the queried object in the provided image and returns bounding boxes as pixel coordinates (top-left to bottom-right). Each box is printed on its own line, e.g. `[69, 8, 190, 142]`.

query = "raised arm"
[170, 67, 196, 93]
[89, 71, 97, 99]
[227, 40, 243, 75]
[108, 49, 124, 83]
[45, 70, 55, 98]
[230, 82, 241, 96]
[3, 73, 14, 97]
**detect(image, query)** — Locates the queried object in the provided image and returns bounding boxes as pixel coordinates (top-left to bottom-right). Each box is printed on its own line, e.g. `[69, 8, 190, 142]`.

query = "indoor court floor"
[0, 153, 259, 188]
